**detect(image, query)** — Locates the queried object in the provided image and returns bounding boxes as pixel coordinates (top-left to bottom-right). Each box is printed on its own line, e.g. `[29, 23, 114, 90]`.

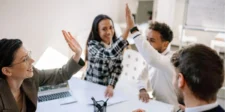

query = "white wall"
[0, 0, 138, 62]
[153, 0, 220, 47]
[155, 0, 176, 28]
[171, 0, 219, 46]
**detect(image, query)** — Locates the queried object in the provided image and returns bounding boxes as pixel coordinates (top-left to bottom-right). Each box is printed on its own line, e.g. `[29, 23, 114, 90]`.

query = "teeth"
[28, 68, 33, 71]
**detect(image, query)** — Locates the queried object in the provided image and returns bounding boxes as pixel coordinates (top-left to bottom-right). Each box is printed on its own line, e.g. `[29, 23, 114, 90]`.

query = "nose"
[29, 57, 35, 64]
[106, 30, 111, 36]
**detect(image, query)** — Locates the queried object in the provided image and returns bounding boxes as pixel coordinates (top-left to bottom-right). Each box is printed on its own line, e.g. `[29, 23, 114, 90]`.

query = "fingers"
[62, 30, 74, 46]
[139, 93, 141, 100]
[68, 32, 81, 48]
[105, 87, 114, 98]
[67, 32, 73, 41]
[126, 3, 131, 16]
[105, 90, 113, 98]
[126, 3, 128, 17]
[139, 93, 150, 103]
[109, 91, 113, 97]
[179, 104, 185, 111]
[62, 30, 70, 43]
[105, 89, 108, 97]
[133, 109, 145, 112]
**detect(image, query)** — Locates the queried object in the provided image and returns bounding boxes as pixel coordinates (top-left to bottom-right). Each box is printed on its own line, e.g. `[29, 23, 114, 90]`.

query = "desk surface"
[37, 77, 174, 112]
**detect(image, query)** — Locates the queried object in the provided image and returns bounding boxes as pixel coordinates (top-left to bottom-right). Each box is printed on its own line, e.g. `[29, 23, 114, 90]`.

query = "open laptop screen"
[38, 82, 69, 92]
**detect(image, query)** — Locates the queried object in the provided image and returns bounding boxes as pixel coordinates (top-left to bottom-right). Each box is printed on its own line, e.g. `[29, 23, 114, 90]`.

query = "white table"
[37, 78, 174, 112]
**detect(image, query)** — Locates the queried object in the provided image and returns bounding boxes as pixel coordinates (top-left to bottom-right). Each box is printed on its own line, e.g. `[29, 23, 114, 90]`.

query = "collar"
[161, 44, 171, 55]
[185, 102, 218, 112]
[100, 41, 112, 48]
[0, 78, 37, 111]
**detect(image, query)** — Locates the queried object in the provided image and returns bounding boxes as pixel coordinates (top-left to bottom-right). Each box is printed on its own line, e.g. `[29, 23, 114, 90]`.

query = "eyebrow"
[19, 53, 28, 61]
[150, 38, 155, 40]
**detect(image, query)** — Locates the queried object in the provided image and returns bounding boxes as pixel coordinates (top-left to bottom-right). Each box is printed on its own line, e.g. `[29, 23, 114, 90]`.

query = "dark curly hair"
[149, 21, 173, 42]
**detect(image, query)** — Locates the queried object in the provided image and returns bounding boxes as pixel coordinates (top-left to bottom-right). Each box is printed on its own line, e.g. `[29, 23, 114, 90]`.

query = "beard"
[177, 93, 185, 105]
[157, 47, 163, 53]
[175, 85, 185, 105]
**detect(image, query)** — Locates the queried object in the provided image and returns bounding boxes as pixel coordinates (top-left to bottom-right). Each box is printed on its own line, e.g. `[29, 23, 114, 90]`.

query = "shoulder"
[166, 50, 175, 58]
[88, 40, 100, 46]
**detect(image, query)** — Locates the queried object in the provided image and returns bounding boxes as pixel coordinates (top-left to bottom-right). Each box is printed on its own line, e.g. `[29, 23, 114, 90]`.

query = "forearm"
[72, 52, 81, 63]
[121, 28, 130, 40]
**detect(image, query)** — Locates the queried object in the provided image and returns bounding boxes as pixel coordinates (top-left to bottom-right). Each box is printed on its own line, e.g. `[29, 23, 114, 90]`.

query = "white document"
[131, 100, 174, 112]
[37, 100, 63, 112]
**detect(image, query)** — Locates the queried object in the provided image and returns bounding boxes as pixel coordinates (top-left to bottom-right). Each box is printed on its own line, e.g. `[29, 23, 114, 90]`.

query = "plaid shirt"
[85, 37, 129, 88]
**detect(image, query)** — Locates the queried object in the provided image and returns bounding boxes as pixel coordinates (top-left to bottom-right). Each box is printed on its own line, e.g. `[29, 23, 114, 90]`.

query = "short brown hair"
[171, 44, 224, 102]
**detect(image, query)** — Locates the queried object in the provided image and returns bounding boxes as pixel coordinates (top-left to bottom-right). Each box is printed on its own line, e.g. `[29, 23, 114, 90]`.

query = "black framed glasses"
[9, 51, 32, 67]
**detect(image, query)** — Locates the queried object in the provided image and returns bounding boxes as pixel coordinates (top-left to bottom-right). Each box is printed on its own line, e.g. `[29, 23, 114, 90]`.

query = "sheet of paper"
[36, 100, 63, 112]
[131, 100, 174, 112]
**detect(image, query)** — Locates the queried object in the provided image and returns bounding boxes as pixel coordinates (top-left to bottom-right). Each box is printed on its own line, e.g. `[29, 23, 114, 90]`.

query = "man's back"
[203, 105, 225, 112]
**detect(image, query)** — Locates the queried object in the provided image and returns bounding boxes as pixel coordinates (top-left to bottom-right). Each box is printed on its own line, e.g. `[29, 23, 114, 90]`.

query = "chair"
[210, 33, 225, 55]
[210, 33, 225, 61]
[116, 49, 146, 94]
[210, 40, 225, 54]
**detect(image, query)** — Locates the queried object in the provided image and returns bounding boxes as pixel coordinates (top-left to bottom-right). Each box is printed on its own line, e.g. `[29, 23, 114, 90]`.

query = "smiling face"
[5, 46, 35, 80]
[98, 19, 115, 45]
[146, 29, 169, 53]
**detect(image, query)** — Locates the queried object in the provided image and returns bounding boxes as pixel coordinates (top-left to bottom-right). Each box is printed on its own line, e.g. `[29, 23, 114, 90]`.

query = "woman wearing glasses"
[0, 30, 85, 112]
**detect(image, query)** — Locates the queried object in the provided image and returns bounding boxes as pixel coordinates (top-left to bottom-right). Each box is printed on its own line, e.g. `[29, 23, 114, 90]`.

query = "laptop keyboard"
[38, 91, 71, 102]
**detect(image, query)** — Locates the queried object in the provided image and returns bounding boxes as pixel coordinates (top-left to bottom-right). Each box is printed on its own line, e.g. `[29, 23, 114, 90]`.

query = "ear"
[1, 67, 12, 77]
[178, 73, 185, 89]
[163, 41, 169, 48]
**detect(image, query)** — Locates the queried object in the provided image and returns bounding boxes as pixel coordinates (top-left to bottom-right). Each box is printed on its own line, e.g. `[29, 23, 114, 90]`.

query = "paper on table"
[131, 100, 174, 112]
[83, 90, 128, 106]
[37, 100, 63, 112]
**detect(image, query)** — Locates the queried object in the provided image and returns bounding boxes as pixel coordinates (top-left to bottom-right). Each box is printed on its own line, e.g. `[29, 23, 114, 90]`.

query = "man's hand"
[133, 109, 146, 112]
[139, 89, 150, 103]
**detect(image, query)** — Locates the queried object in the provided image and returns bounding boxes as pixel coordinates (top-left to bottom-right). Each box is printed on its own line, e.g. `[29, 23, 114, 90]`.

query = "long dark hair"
[0, 38, 22, 79]
[85, 14, 117, 60]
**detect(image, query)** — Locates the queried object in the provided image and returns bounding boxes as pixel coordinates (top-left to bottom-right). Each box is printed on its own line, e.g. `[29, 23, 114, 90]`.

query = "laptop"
[38, 81, 77, 105]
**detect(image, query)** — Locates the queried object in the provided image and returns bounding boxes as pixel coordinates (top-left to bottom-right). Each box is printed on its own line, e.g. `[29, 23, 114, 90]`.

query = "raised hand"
[122, 4, 136, 40]
[125, 3, 135, 30]
[62, 30, 82, 62]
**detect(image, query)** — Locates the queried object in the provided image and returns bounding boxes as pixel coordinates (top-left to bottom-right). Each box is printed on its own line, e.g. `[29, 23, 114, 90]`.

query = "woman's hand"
[62, 30, 82, 62]
[125, 4, 135, 30]
[105, 85, 114, 98]
[122, 4, 136, 40]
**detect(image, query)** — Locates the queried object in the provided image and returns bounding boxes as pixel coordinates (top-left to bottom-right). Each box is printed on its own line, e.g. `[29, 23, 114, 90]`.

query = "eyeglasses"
[9, 51, 32, 67]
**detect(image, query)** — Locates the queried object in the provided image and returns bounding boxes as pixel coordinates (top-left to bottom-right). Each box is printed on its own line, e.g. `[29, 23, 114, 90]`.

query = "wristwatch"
[130, 26, 139, 33]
